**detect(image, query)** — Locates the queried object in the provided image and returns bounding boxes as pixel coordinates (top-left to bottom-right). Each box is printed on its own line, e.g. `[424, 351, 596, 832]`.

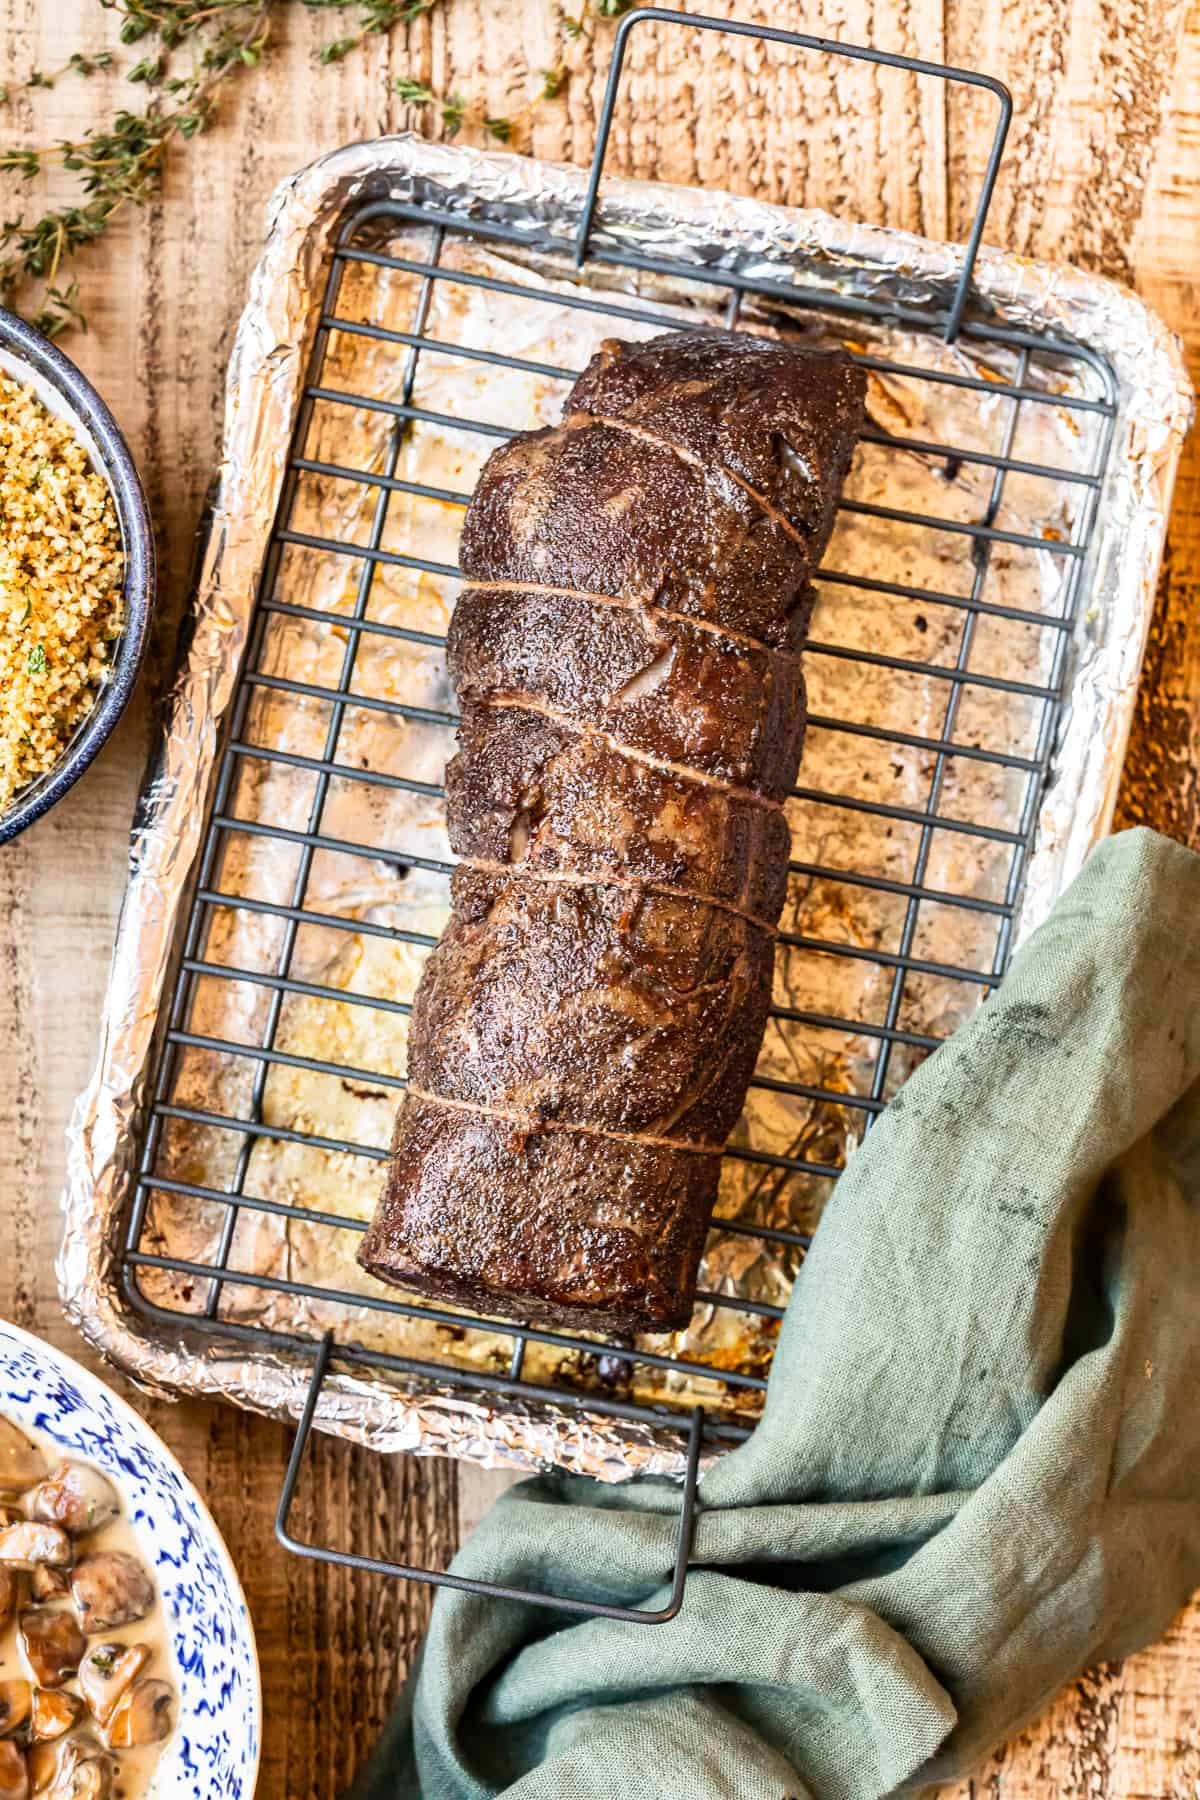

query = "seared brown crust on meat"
[448, 585, 807, 797]
[445, 705, 795, 926]
[366, 1096, 718, 1330]
[359, 330, 865, 1333]
[408, 869, 773, 1143]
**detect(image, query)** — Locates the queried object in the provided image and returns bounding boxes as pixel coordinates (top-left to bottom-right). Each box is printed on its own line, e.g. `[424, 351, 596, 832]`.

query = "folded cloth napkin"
[352, 827, 1200, 1800]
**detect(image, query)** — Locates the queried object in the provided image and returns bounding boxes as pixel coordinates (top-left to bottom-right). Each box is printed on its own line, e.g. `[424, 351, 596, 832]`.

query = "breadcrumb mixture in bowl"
[0, 375, 126, 815]
[0, 303, 152, 844]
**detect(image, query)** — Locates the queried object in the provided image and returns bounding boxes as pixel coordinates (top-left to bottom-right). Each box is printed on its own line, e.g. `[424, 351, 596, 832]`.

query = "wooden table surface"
[1, 2, 1197, 1793]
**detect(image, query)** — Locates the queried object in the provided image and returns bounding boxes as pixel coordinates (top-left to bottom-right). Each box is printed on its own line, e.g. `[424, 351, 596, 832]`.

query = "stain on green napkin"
[353, 828, 1200, 1799]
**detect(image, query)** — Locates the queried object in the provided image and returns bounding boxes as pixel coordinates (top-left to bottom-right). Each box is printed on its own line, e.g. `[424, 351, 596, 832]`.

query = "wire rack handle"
[276, 1334, 706, 1625]
[574, 6, 1013, 344]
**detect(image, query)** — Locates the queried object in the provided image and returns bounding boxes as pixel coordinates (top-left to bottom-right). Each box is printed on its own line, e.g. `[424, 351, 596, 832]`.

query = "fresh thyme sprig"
[392, 61, 570, 142]
[0, 0, 636, 339]
[1, 0, 274, 335]
[304, 0, 442, 65]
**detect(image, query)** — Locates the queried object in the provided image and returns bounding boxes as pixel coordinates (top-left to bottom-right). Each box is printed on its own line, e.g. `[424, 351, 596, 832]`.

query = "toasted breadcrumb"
[0, 374, 124, 816]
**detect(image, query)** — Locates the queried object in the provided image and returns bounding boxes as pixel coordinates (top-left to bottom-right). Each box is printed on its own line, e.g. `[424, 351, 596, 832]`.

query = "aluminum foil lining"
[60, 136, 1192, 1485]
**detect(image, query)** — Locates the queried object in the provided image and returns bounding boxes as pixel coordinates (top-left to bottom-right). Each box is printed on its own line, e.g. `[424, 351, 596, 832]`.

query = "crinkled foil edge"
[59, 136, 1194, 1483]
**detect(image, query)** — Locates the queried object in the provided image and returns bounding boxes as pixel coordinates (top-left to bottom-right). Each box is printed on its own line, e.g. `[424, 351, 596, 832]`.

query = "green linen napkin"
[353, 826, 1200, 1799]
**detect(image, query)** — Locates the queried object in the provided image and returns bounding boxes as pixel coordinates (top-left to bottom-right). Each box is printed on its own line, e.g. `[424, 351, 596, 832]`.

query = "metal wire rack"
[119, 10, 1118, 1621]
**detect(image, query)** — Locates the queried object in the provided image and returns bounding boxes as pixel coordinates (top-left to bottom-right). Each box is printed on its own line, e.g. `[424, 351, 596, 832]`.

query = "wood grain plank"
[0, 9, 463, 1793]
[1115, 1, 1200, 849]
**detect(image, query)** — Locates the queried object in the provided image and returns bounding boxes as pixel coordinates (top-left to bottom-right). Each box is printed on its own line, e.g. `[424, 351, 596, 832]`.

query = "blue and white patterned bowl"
[0, 1320, 261, 1796]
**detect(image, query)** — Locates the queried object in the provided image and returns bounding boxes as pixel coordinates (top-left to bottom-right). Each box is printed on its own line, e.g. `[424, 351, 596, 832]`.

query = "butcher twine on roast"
[358, 330, 865, 1334]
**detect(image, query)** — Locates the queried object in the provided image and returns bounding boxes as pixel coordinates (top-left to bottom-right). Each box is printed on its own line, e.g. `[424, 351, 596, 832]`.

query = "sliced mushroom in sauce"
[102, 1681, 173, 1751]
[0, 1526, 72, 1573]
[0, 1683, 30, 1739]
[0, 1740, 27, 1800]
[25, 1743, 63, 1795]
[0, 1421, 46, 1496]
[18, 1613, 86, 1689]
[27, 1743, 111, 1799]
[24, 1744, 56, 1794]
[27, 1692, 82, 1745]
[0, 1572, 16, 1637]
[58, 1756, 113, 1800]
[59, 1761, 112, 1800]
[28, 1570, 68, 1607]
[68, 1556, 152, 1637]
[0, 1418, 174, 1797]
[76, 1646, 147, 1732]
[28, 1472, 119, 1544]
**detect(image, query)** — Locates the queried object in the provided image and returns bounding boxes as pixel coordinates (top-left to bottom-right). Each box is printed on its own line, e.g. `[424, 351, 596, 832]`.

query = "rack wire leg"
[276, 1336, 705, 1625]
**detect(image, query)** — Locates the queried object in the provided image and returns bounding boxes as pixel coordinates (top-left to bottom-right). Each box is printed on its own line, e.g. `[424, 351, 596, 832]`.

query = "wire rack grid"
[116, 14, 1119, 1619]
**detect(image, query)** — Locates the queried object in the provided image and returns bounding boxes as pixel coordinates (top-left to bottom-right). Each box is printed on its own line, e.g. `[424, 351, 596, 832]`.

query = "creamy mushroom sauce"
[0, 1417, 176, 1799]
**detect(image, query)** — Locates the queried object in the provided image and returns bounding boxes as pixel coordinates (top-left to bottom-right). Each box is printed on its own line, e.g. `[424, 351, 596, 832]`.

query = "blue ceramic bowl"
[0, 306, 155, 845]
[0, 1320, 261, 1796]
